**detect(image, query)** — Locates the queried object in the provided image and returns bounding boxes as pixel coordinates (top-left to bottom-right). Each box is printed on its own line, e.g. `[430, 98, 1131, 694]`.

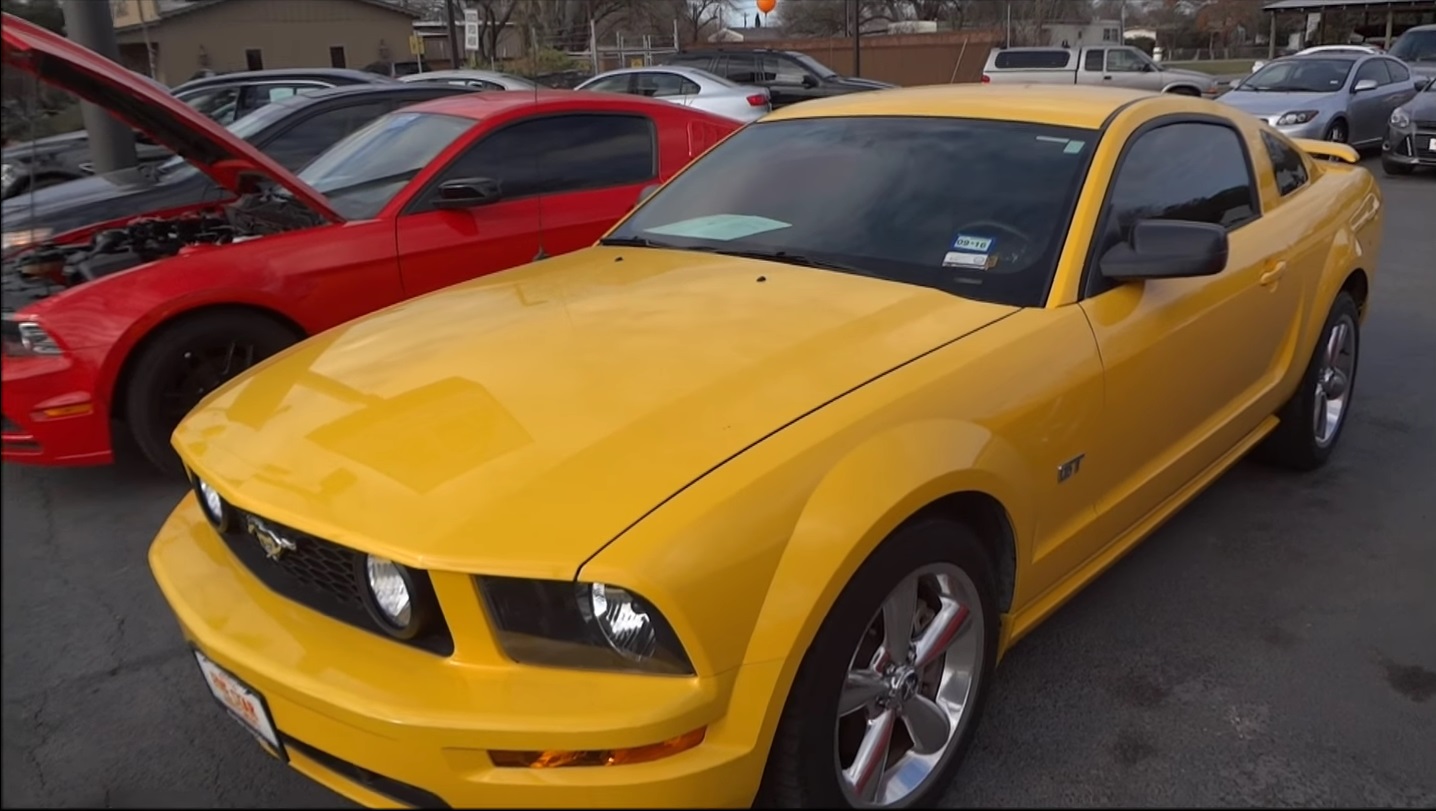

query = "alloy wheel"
[1313, 313, 1357, 448]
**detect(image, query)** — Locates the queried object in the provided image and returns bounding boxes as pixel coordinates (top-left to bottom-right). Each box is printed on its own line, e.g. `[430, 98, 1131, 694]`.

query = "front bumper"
[149, 496, 775, 809]
[1272, 118, 1326, 140]
[1, 352, 113, 465]
[1382, 125, 1436, 167]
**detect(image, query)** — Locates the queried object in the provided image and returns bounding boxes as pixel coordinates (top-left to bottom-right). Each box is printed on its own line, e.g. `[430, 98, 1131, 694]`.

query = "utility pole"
[61, 0, 137, 173]
[444, 0, 462, 69]
[851, 0, 862, 76]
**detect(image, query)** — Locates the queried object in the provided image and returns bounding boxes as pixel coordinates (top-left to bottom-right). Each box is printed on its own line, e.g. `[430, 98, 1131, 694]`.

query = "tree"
[1, 0, 65, 33]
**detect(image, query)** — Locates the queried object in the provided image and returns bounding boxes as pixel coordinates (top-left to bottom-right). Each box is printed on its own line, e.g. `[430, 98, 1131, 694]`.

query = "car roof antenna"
[530, 72, 548, 261]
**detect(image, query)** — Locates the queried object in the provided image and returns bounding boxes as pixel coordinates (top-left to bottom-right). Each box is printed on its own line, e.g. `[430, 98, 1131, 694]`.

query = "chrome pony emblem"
[246, 515, 296, 561]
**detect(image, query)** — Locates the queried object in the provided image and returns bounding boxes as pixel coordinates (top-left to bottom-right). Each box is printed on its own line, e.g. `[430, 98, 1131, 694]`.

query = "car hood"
[1405, 88, 1436, 117]
[175, 247, 1017, 576]
[0, 13, 340, 222]
[1220, 89, 1339, 116]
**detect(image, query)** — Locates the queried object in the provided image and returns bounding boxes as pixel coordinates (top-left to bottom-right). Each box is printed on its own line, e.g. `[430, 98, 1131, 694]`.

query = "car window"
[725, 53, 762, 84]
[177, 85, 241, 125]
[1354, 59, 1389, 85]
[992, 50, 1071, 69]
[765, 56, 808, 84]
[298, 111, 475, 219]
[667, 54, 714, 72]
[419, 113, 656, 208]
[1089, 122, 1258, 295]
[1243, 58, 1355, 92]
[633, 72, 697, 97]
[1385, 59, 1411, 82]
[607, 117, 1097, 308]
[1262, 131, 1308, 197]
[261, 101, 393, 171]
[789, 52, 839, 79]
[584, 74, 632, 93]
[1389, 28, 1436, 63]
[1106, 48, 1146, 72]
[1084, 49, 1105, 71]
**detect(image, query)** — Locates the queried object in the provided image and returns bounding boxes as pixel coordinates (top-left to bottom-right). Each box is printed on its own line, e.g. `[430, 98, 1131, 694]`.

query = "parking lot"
[2, 159, 1433, 808]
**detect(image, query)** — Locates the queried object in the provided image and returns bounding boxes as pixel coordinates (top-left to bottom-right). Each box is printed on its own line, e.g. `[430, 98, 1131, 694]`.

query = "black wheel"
[757, 517, 999, 808]
[1324, 118, 1348, 144]
[122, 311, 300, 475]
[1382, 157, 1414, 176]
[1254, 291, 1360, 472]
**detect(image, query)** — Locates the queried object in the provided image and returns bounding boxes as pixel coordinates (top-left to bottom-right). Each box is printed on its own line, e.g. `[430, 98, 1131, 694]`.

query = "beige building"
[109, 0, 420, 85]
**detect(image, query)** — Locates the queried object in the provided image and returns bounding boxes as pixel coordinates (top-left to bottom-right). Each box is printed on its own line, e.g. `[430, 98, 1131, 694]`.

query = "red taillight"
[980, 74, 991, 84]
[747, 93, 767, 106]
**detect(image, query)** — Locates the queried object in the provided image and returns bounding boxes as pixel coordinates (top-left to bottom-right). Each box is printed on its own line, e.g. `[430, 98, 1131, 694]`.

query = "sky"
[726, 0, 768, 29]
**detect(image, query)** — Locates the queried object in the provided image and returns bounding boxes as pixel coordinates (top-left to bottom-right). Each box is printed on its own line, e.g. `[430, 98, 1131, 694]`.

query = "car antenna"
[530, 74, 548, 261]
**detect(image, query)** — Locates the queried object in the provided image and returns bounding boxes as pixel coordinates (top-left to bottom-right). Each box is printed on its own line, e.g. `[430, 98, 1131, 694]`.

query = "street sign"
[408, 33, 425, 56]
[464, 8, 479, 52]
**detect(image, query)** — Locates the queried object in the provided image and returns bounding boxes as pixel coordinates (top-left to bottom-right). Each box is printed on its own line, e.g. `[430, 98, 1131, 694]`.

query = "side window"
[726, 53, 760, 84]
[420, 114, 656, 208]
[584, 74, 633, 94]
[177, 85, 241, 125]
[668, 54, 713, 72]
[1106, 48, 1145, 72]
[1261, 131, 1309, 197]
[1354, 59, 1388, 86]
[633, 72, 691, 97]
[1084, 49, 1105, 71]
[1386, 59, 1411, 83]
[260, 101, 392, 171]
[767, 56, 807, 85]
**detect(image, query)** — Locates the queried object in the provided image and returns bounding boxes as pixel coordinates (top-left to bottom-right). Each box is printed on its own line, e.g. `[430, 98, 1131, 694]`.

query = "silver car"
[399, 69, 536, 92]
[1221, 53, 1418, 145]
[1382, 76, 1436, 175]
[575, 65, 771, 123]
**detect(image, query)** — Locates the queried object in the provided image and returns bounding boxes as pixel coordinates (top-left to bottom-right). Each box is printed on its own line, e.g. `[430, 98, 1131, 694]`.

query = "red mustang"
[1, 16, 738, 472]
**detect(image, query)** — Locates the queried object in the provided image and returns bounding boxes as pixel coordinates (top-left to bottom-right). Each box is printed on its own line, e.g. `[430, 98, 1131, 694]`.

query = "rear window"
[993, 50, 1072, 69]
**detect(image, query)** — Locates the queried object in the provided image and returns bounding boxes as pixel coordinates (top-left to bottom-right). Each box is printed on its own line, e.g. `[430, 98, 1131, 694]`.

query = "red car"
[0, 16, 738, 473]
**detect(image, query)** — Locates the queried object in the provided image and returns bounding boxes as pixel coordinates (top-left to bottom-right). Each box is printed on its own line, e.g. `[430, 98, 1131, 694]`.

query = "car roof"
[277, 82, 473, 106]
[174, 68, 394, 91]
[588, 64, 716, 79]
[402, 88, 682, 120]
[762, 84, 1149, 130]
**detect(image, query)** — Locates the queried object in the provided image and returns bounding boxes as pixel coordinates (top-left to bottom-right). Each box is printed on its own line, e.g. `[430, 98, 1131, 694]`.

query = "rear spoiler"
[1291, 138, 1360, 165]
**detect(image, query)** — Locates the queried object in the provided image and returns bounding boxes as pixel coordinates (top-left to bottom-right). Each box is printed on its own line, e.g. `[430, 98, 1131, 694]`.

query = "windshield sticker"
[1064, 140, 1086, 154]
[644, 214, 792, 242]
[952, 234, 993, 252]
[943, 251, 994, 270]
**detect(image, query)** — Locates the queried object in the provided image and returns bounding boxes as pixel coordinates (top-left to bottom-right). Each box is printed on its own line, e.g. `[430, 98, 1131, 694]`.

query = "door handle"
[1259, 261, 1287, 287]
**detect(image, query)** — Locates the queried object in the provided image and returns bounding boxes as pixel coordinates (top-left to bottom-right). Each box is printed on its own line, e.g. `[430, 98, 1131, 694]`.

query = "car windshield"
[604, 117, 1096, 308]
[155, 98, 298, 179]
[297, 111, 473, 219]
[790, 52, 838, 78]
[1390, 29, 1436, 62]
[1241, 58, 1354, 92]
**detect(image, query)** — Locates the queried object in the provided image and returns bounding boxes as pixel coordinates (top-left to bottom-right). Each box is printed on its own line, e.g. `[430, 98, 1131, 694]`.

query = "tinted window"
[424, 113, 655, 205]
[1355, 59, 1391, 85]
[606, 117, 1098, 308]
[725, 52, 762, 83]
[667, 54, 714, 71]
[789, 52, 838, 78]
[766, 56, 808, 84]
[633, 72, 698, 97]
[1084, 49, 1105, 71]
[1386, 59, 1411, 82]
[261, 101, 393, 171]
[583, 74, 632, 93]
[1262, 131, 1308, 197]
[993, 50, 1071, 69]
[177, 85, 241, 125]
[1389, 28, 1436, 62]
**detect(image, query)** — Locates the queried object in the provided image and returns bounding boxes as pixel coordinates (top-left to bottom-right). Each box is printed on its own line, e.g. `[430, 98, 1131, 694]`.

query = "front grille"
[1414, 129, 1436, 161]
[283, 735, 451, 808]
[217, 508, 454, 656]
[1414, 119, 1436, 130]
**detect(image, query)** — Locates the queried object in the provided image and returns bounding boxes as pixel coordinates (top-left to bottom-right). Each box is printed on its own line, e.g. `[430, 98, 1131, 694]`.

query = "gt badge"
[246, 515, 296, 560]
[1057, 453, 1085, 483]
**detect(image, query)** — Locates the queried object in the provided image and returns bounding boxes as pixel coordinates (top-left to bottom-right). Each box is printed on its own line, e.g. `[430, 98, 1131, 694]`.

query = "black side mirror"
[636, 183, 661, 206]
[802, 74, 819, 88]
[433, 177, 501, 209]
[1100, 219, 1228, 282]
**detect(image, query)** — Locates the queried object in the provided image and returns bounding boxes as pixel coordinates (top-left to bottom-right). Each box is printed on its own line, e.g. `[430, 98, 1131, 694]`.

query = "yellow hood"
[175, 247, 1016, 575]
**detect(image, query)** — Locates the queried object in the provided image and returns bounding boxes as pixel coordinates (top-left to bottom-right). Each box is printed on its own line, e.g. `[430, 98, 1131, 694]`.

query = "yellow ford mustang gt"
[150, 85, 1383, 809]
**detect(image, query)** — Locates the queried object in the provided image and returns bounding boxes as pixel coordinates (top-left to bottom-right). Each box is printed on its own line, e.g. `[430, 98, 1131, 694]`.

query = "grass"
[1162, 58, 1257, 76]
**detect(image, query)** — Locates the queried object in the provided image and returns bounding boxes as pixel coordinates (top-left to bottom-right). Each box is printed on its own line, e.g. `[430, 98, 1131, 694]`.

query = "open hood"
[1, 14, 341, 222]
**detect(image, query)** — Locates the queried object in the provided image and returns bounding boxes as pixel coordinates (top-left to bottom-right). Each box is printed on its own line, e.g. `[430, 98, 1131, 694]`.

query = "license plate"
[1428, 137, 1436, 151]
[193, 649, 285, 759]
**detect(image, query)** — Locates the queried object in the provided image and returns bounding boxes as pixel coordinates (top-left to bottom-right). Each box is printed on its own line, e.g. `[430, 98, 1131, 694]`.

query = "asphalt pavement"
[3, 160, 1434, 809]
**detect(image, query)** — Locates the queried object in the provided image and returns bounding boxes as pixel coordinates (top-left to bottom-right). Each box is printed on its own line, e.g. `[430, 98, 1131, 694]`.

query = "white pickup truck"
[982, 45, 1220, 96]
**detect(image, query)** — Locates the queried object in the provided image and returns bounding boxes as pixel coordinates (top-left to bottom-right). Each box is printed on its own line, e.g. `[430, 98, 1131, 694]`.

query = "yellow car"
[149, 85, 1382, 809]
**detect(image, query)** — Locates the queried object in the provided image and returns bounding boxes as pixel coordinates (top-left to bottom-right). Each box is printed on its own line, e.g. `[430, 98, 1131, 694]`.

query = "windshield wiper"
[597, 235, 682, 249]
[688, 246, 872, 275]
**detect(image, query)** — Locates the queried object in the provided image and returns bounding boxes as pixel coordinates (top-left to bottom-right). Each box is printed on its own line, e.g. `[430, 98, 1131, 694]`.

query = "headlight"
[361, 554, 438, 640]
[190, 473, 231, 532]
[1390, 108, 1412, 129]
[1, 318, 63, 356]
[479, 576, 693, 675]
[1, 228, 53, 252]
[1276, 110, 1319, 126]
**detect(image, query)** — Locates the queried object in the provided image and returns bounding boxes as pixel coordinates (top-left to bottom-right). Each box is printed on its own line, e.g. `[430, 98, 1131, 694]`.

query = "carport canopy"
[1262, 0, 1436, 57]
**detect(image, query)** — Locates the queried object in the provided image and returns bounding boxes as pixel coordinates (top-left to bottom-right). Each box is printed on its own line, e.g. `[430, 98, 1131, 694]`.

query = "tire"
[122, 310, 300, 475]
[1254, 291, 1360, 471]
[1382, 157, 1414, 176]
[1324, 118, 1348, 144]
[756, 517, 1000, 808]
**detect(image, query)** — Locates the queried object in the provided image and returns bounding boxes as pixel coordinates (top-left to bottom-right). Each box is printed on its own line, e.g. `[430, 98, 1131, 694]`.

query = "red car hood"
[1, 14, 341, 222]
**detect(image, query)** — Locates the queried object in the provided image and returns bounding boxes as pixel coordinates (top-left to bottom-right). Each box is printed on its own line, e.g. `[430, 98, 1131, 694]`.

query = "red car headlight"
[2, 318, 63, 356]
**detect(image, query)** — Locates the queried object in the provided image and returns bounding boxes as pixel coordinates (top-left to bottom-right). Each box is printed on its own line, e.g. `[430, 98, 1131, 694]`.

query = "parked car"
[2, 83, 478, 249]
[1389, 23, 1436, 89]
[982, 45, 1219, 96]
[662, 48, 893, 108]
[0, 14, 740, 473]
[399, 68, 537, 91]
[1222, 53, 1418, 146]
[576, 65, 771, 122]
[149, 83, 1382, 809]
[1251, 43, 1382, 73]
[1382, 75, 1436, 174]
[1, 68, 397, 200]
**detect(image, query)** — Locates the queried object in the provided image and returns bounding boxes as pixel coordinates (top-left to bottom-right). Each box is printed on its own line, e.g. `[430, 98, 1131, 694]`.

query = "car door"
[1348, 58, 1392, 144]
[1104, 47, 1162, 90]
[1077, 119, 1303, 542]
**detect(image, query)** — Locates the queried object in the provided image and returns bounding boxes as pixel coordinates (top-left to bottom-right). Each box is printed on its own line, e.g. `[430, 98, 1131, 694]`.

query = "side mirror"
[433, 177, 501, 209]
[636, 183, 661, 206]
[1416, 76, 1432, 90]
[802, 74, 819, 88]
[1099, 219, 1228, 282]
[1353, 78, 1379, 93]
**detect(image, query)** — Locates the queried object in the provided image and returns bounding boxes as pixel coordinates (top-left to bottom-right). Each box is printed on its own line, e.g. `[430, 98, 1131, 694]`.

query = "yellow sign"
[409, 34, 425, 56]
[628, 56, 645, 68]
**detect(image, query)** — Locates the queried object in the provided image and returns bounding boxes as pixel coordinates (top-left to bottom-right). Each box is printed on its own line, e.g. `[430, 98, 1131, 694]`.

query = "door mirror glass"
[1353, 78, 1379, 92]
[1099, 219, 1229, 281]
[433, 177, 502, 209]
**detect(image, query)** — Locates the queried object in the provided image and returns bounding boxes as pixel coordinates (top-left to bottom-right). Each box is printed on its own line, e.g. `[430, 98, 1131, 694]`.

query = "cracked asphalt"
[3, 161, 1434, 809]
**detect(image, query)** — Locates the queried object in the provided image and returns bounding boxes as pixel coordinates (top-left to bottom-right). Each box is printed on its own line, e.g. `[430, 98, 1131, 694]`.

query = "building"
[1041, 18, 1124, 48]
[108, 0, 420, 84]
[1261, 0, 1436, 53]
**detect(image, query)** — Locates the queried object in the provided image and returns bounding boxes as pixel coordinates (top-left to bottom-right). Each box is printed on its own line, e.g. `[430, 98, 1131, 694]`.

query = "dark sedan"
[1, 83, 473, 251]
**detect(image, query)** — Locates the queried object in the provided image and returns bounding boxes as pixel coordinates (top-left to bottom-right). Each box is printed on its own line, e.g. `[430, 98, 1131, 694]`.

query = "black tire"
[122, 310, 300, 475]
[1254, 291, 1360, 471]
[1324, 118, 1348, 144]
[756, 517, 1000, 809]
[1382, 157, 1414, 176]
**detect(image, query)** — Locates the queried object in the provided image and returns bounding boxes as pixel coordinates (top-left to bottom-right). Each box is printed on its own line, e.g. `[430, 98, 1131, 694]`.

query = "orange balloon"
[756, 0, 777, 14]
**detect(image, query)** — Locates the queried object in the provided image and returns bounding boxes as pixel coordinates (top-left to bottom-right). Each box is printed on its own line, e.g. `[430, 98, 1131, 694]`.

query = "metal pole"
[590, 18, 599, 74]
[445, 0, 462, 70]
[60, 0, 137, 174]
[1006, 2, 1012, 47]
[852, 0, 861, 76]
[1268, 12, 1277, 59]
